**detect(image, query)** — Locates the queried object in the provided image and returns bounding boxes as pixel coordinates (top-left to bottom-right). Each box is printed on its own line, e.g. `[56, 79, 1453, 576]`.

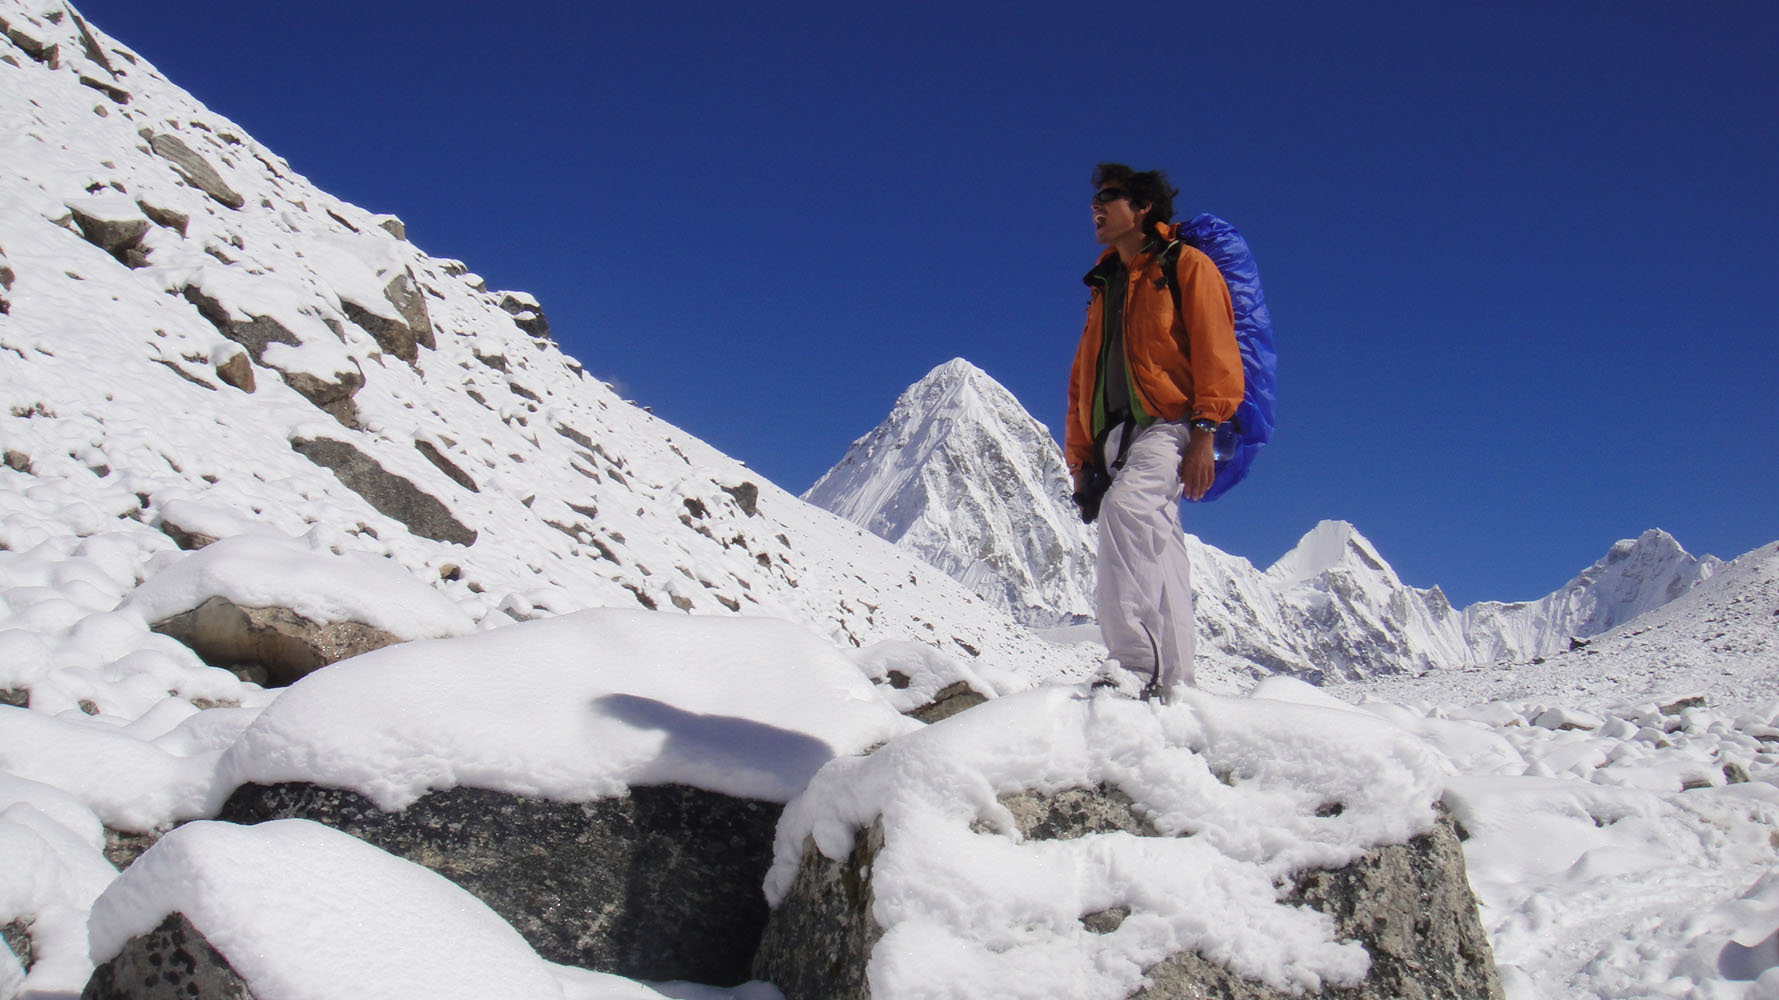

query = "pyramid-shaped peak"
[1602, 528, 1686, 564]
[920, 357, 992, 384]
[1266, 520, 1397, 588]
[898, 357, 1012, 404]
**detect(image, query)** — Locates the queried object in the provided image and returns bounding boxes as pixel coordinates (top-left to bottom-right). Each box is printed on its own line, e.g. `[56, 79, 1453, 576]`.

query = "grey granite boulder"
[277, 365, 363, 428]
[141, 130, 244, 210]
[1134, 807, 1503, 1000]
[81, 913, 253, 1000]
[756, 786, 1503, 1000]
[290, 436, 476, 545]
[148, 596, 403, 687]
[338, 269, 433, 364]
[382, 268, 435, 352]
[218, 781, 779, 985]
[68, 201, 149, 262]
[181, 285, 297, 362]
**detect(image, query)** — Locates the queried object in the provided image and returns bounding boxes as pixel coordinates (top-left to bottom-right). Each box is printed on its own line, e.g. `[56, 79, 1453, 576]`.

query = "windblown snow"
[1, 4, 1776, 999]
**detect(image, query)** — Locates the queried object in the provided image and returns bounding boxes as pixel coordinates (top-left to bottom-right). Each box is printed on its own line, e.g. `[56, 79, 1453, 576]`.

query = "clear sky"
[73, 0, 1777, 606]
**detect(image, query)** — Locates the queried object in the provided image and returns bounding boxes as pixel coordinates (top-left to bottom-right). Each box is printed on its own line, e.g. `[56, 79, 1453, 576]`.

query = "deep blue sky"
[77, 1, 1776, 606]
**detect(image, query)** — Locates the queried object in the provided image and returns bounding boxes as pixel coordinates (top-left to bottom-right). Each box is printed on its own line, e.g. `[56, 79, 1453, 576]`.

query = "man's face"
[1092, 186, 1145, 247]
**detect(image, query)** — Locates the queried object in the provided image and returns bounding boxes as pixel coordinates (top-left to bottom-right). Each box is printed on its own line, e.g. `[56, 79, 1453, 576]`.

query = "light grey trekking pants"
[1096, 420, 1195, 691]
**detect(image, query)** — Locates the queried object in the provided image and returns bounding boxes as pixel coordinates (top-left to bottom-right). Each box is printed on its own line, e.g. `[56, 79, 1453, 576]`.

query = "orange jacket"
[1065, 223, 1243, 474]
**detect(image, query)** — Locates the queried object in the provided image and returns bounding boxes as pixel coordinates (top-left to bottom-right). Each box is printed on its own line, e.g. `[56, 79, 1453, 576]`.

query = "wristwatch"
[1189, 418, 1218, 434]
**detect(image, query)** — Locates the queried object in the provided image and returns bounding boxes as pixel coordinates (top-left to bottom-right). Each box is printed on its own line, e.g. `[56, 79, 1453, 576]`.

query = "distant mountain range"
[805, 359, 1726, 683]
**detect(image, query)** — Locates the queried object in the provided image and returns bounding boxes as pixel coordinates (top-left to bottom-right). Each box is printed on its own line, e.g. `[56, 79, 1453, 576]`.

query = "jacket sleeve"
[1175, 247, 1243, 424]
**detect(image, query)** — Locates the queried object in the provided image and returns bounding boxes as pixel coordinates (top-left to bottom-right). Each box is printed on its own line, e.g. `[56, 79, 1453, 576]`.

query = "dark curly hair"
[1093, 163, 1179, 239]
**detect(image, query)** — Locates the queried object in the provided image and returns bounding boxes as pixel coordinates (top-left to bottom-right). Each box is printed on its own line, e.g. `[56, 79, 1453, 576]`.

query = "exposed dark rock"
[149, 595, 403, 687]
[1081, 906, 1130, 935]
[151, 357, 216, 390]
[753, 822, 884, 1000]
[721, 481, 760, 517]
[497, 291, 551, 340]
[79, 73, 130, 104]
[909, 680, 989, 724]
[3, 449, 29, 473]
[2, 17, 56, 67]
[0, 688, 26, 707]
[141, 130, 244, 209]
[182, 285, 297, 363]
[214, 351, 254, 392]
[2, 916, 31, 975]
[81, 912, 255, 1000]
[759, 790, 1503, 1000]
[138, 200, 189, 236]
[340, 298, 415, 363]
[156, 514, 218, 551]
[997, 783, 1156, 840]
[291, 437, 476, 545]
[1660, 694, 1708, 715]
[68, 203, 148, 261]
[414, 439, 477, 492]
[555, 423, 595, 450]
[105, 825, 167, 871]
[382, 268, 434, 352]
[278, 366, 362, 428]
[68, 8, 116, 75]
[1135, 807, 1503, 999]
[218, 782, 780, 985]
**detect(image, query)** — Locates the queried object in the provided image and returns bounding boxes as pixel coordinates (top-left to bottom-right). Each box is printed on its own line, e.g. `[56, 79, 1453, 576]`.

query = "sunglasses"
[1092, 188, 1131, 205]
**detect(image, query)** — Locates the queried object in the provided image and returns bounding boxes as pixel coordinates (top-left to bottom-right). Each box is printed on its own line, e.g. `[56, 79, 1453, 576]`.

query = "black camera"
[1071, 464, 1112, 524]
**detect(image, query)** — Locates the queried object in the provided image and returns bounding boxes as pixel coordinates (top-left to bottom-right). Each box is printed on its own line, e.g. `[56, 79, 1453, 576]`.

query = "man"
[1066, 163, 1243, 700]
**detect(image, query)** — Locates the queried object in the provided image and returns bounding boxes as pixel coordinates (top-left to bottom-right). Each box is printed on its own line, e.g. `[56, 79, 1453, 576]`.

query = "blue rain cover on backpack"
[1174, 213, 1276, 502]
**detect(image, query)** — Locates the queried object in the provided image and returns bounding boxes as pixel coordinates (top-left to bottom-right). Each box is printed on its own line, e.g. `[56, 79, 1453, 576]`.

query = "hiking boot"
[1089, 659, 1148, 699]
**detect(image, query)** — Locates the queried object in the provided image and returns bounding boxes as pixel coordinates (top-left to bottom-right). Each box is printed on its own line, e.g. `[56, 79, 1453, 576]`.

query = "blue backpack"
[1160, 214, 1276, 502]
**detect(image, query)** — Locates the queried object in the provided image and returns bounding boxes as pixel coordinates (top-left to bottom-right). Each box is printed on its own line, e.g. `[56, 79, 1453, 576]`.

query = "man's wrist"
[1189, 418, 1218, 434]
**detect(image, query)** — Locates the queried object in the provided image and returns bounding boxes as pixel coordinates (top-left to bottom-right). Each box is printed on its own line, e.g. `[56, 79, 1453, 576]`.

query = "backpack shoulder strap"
[1158, 239, 1185, 317]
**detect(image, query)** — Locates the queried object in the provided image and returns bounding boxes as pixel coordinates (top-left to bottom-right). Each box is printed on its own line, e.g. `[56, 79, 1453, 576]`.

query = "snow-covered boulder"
[852, 639, 996, 723]
[81, 819, 669, 1000]
[207, 609, 917, 983]
[218, 782, 778, 985]
[756, 682, 1502, 999]
[122, 535, 474, 686]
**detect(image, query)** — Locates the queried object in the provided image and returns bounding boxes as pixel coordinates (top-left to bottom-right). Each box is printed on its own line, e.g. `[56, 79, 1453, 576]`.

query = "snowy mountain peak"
[1265, 520, 1400, 589]
[804, 358, 1095, 627]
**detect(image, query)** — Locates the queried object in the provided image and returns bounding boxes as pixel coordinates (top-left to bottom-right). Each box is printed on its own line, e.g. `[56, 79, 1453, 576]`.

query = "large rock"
[140, 130, 244, 210]
[756, 786, 1503, 1000]
[277, 366, 363, 428]
[338, 270, 433, 364]
[67, 196, 150, 264]
[181, 285, 298, 362]
[217, 781, 779, 985]
[148, 596, 403, 687]
[1135, 807, 1503, 999]
[290, 436, 476, 545]
[81, 913, 253, 1000]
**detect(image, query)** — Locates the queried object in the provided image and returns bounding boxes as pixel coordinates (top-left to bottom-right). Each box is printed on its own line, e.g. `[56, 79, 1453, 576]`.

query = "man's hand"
[1180, 429, 1216, 501]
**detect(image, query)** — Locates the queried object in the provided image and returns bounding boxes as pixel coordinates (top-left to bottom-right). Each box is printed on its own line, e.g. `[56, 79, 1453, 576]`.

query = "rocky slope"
[0, 0, 1092, 711]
